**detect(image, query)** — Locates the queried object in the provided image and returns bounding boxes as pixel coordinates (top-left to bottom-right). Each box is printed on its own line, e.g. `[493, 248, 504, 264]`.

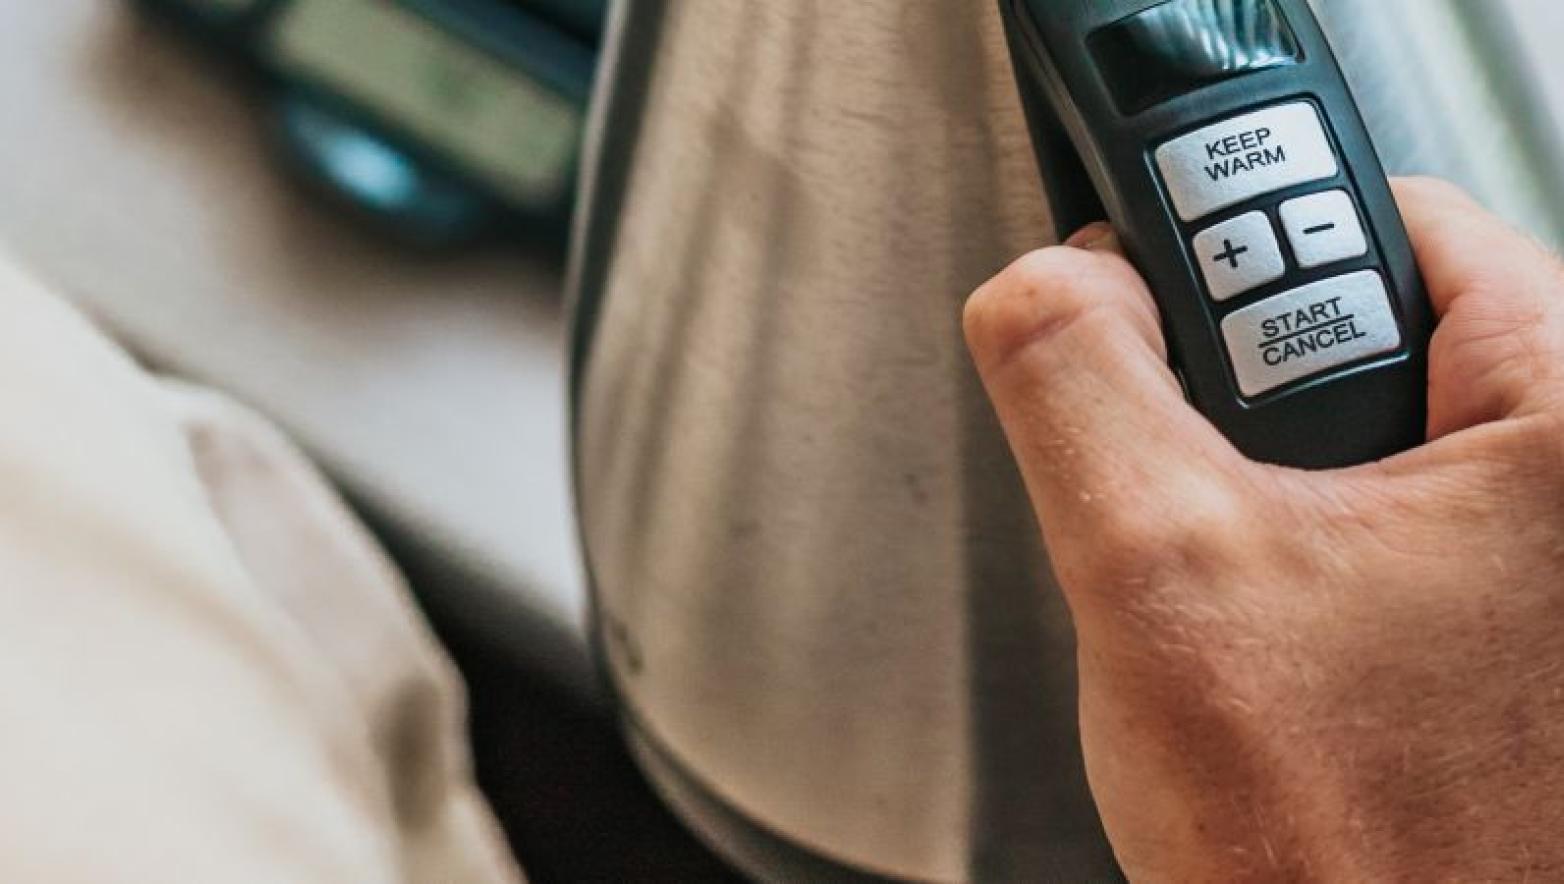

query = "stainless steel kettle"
[568, 2, 1564, 880]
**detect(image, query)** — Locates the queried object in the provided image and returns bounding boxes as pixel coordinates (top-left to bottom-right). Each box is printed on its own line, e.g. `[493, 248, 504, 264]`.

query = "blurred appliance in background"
[571, 1, 1564, 882]
[129, 0, 606, 245]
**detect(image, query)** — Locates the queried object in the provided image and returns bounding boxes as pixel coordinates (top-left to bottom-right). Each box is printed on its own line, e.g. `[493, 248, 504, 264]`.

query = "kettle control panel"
[1156, 102, 1400, 398]
[1001, 0, 1434, 468]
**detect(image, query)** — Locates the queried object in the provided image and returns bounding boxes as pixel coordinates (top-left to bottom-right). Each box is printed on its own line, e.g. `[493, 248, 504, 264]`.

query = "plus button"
[1213, 238, 1250, 269]
[1192, 212, 1285, 302]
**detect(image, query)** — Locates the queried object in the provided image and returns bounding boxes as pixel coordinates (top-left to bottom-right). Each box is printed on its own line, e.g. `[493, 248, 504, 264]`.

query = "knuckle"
[1069, 492, 1246, 596]
[1008, 245, 1095, 294]
[1407, 414, 1564, 520]
[964, 248, 1121, 370]
[1498, 413, 1564, 482]
[1434, 276, 1564, 389]
[1061, 488, 1286, 692]
[1078, 514, 1178, 588]
[962, 275, 1025, 362]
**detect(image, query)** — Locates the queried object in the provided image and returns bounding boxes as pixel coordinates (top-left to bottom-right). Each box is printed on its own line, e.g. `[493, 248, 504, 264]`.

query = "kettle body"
[569, 1, 1564, 880]
[574, 4, 1100, 879]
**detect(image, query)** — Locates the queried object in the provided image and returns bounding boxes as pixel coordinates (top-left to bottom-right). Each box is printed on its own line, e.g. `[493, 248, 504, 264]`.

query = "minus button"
[1280, 190, 1369, 269]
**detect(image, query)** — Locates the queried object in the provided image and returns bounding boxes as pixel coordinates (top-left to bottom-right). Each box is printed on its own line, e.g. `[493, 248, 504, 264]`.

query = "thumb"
[964, 226, 1243, 570]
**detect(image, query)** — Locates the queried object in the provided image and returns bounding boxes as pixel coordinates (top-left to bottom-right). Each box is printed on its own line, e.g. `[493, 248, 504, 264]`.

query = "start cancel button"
[1221, 270, 1402, 398]
[1155, 102, 1340, 221]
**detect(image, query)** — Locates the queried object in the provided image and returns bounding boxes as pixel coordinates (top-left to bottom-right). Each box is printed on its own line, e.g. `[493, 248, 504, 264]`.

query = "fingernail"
[1065, 223, 1113, 250]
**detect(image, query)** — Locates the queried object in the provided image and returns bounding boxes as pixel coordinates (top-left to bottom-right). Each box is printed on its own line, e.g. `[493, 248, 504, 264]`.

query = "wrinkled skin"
[964, 178, 1564, 882]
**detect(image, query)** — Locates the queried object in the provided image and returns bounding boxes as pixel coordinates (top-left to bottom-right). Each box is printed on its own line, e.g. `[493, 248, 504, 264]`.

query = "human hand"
[964, 178, 1564, 882]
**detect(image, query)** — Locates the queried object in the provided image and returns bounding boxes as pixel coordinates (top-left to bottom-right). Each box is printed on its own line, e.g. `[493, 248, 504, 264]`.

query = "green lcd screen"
[269, 0, 584, 207]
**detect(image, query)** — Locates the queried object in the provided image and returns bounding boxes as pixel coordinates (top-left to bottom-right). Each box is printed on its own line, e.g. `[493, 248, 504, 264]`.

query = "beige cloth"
[0, 252, 523, 883]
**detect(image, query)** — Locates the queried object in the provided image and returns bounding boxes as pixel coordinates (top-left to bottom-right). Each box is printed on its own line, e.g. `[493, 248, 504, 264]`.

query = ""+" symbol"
[1213, 238, 1249, 269]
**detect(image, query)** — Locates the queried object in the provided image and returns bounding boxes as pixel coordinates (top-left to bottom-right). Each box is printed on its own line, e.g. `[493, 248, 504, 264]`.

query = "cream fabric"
[0, 252, 523, 884]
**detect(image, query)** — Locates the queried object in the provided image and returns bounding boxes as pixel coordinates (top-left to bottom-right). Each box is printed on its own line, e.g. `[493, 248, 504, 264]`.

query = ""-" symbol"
[1303, 222, 1337, 235]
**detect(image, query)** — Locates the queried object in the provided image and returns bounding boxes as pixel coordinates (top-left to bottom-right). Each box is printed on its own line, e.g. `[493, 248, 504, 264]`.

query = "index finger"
[1392, 176, 1564, 436]
[1392, 176, 1564, 319]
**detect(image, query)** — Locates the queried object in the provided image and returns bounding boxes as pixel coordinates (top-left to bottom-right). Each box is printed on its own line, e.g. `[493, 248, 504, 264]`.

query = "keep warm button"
[1222, 271, 1402, 398]
[1155, 102, 1339, 222]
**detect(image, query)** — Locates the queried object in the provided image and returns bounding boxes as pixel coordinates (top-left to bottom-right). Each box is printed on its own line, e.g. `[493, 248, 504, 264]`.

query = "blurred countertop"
[0, 2, 590, 693]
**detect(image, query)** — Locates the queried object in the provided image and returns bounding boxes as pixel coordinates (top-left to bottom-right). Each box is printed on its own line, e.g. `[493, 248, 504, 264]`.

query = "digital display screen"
[269, 0, 584, 207]
[1091, 0, 1301, 115]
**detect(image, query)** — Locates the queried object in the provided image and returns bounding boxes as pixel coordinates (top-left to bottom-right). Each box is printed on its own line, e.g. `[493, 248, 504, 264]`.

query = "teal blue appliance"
[130, 0, 607, 244]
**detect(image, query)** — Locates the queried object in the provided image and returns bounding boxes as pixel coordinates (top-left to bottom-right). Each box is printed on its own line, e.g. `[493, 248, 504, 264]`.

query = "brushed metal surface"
[575, 5, 1108, 880]
[1314, 0, 1564, 246]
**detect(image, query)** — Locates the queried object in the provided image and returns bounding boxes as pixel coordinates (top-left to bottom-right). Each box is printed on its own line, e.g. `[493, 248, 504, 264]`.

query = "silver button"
[1221, 270, 1402, 398]
[1155, 103, 1339, 222]
[1280, 189, 1369, 269]
[1192, 211, 1286, 302]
